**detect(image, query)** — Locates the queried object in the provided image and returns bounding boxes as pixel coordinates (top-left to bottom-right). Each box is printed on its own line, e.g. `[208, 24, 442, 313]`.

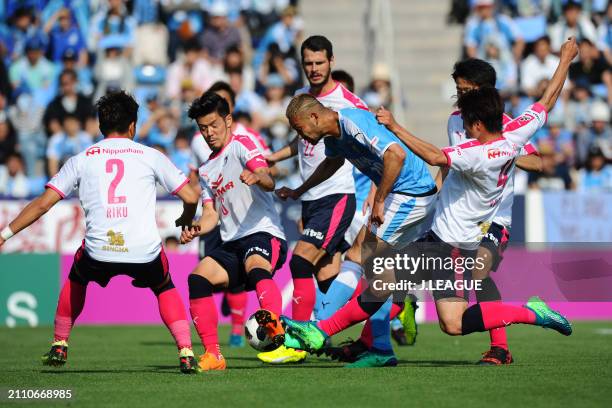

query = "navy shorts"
[301, 193, 356, 255]
[480, 222, 510, 272]
[198, 225, 222, 260]
[207, 232, 287, 291]
[68, 241, 169, 290]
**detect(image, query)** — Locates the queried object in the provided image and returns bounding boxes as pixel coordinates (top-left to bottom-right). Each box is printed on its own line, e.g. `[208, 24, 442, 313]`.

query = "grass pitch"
[1, 322, 611, 407]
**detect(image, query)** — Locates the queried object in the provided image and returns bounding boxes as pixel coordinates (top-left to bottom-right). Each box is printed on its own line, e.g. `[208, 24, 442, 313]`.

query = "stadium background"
[0, 0, 611, 325]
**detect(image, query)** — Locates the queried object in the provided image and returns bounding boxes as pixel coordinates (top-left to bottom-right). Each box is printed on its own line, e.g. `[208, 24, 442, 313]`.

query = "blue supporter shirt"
[324, 108, 435, 196]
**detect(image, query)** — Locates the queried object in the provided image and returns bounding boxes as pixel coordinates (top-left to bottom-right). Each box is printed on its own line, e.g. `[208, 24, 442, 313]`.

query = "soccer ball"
[244, 309, 285, 352]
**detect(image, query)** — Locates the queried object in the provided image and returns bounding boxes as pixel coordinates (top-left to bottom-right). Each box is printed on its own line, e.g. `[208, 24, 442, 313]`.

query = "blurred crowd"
[450, 0, 612, 191]
[0, 0, 306, 198]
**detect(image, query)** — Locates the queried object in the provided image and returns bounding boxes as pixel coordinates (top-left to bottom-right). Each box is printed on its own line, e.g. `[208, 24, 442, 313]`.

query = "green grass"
[1, 322, 611, 407]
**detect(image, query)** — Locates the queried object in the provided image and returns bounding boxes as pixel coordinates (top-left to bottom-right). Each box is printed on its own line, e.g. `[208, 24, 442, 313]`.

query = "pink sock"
[189, 297, 218, 352]
[350, 279, 364, 301]
[255, 279, 282, 316]
[481, 301, 536, 330]
[292, 277, 316, 320]
[157, 288, 192, 350]
[319, 296, 372, 336]
[54, 280, 87, 342]
[485, 301, 509, 350]
[227, 292, 247, 335]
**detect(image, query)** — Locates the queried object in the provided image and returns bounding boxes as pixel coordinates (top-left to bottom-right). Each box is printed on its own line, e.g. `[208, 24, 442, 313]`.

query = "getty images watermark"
[370, 253, 486, 292]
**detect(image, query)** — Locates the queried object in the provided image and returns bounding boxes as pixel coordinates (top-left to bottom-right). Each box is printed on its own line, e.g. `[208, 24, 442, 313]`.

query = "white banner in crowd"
[0, 199, 198, 254]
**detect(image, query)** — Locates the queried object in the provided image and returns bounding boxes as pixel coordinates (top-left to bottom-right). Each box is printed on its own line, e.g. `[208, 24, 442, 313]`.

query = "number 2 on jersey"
[106, 159, 127, 204]
[497, 159, 515, 187]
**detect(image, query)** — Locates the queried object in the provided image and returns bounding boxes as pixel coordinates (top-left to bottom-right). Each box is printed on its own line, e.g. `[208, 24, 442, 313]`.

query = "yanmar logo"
[211, 174, 234, 198]
[86, 146, 101, 156]
[487, 148, 513, 159]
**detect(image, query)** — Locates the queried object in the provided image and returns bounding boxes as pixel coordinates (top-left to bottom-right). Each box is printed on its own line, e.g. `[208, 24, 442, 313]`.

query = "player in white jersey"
[189, 81, 273, 349]
[280, 39, 578, 357]
[444, 58, 543, 365]
[178, 93, 287, 371]
[0, 91, 201, 374]
[260, 36, 370, 364]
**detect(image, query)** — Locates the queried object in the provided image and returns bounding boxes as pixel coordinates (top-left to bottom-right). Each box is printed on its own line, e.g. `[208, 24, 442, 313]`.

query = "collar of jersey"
[309, 81, 339, 98]
[209, 134, 234, 160]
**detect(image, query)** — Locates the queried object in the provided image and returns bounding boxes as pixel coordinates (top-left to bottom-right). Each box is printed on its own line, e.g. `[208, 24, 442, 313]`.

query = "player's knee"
[290, 255, 317, 279]
[152, 275, 175, 296]
[246, 267, 273, 288]
[439, 317, 463, 336]
[188, 274, 214, 299]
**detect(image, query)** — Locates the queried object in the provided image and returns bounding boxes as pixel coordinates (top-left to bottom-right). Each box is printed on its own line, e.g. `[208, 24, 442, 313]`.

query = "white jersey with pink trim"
[190, 123, 270, 169]
[434, 103, 548, 249]
[46, 138, 189, 263]
[295, 82, 368, 201]
[447, 112, 539, 228]
[199, 134, 285, 242]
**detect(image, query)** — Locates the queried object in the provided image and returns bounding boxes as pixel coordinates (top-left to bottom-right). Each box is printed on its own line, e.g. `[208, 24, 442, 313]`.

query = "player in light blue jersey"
[277, 94, 438, 366]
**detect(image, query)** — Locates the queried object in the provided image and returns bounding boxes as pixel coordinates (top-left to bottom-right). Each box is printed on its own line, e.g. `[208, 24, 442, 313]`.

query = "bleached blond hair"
[285, 94, 325, 121]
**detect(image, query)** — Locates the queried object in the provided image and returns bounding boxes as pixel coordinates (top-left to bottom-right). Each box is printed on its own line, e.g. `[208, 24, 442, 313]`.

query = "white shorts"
[343, 207, 370, 247]
[369, 192, 437, 248]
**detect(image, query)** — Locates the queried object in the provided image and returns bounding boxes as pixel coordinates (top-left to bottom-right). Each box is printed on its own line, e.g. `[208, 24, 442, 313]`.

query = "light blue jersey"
[325, 108, 435, 196]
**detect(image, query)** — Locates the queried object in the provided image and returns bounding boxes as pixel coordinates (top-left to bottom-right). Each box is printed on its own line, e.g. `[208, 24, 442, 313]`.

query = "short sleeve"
[447, 113, 463, 146]
[199, 174, 214, 205]
[441, 143, 481, 173]
[153, 150, 189, 195]
[236, 135, 268, 171]
[324, 137, 341, 158]
[503, 103, 548, 147]
[521, 142, 539, 156]
[46, 156, 79, 198]
[343, 115, 398, 159]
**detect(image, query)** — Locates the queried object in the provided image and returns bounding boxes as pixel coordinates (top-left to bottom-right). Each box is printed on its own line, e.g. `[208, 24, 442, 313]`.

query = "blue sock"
[370, 297, 394, 353]
[314, 260, 362, 321]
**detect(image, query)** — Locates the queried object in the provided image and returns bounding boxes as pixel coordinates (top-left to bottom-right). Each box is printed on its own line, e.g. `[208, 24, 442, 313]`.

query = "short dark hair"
[457, 87, 504, 133]
[207, 81, 236, 107]
[301, 35, 333, 60]
[188, 92, 230, 120]
[96, 91, 139, 136]
[60, 68, 77, 82]
[332, 70, 355, 92]
[452, 59, 497, 88]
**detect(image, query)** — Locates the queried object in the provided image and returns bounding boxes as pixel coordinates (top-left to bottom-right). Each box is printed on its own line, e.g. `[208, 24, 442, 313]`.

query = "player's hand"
[275, 187, 300, 201]
[369, 199, 385, 227]
[375, 106, 398, 131]
[559, 37, 578, 62]
[240, 169, 260, 186]
[265, 153, 277, 166]
[180, 226, 200, 244]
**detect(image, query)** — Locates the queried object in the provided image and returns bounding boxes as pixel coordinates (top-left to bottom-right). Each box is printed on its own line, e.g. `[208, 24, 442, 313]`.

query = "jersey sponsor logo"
[303, 228, 324, 241]
[245, 246, 270, 258]
[211, 174, 224, 189]
[487, 148, 513, 159]
[102, 229, 129, 253]
[86, 146, 101, 156]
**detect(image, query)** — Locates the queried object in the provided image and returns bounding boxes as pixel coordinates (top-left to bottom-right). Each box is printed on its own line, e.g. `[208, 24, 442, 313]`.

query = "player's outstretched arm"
[538, 37, 578, 112]
[0, 188, 62, 247]
[174, 183, 200, 229]
[516, 155, 543, 172]
[266, 136, 298, 164]
[376, 107, 448, 167]
[180, 202, 219, 244]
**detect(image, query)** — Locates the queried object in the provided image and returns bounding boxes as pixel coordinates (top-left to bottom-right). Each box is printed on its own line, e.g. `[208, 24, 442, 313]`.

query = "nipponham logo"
[86, 146, 101, 156]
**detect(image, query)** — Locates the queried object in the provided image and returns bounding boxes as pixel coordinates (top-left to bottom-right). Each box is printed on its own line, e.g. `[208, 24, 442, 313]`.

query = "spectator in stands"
[93, 38, 134, 100]
[528, 145, 574, 190]
[46, 114, 93, 176]
[0, 109, 17, 165]
[332, 69, 355, 92]
[569, 39, 612, 104]
[164, 236, 181, 252]
[597, 1, 612, 65]
[521, 36, 562, 97]
[7, 91, 45, 177]
[88, 0, 136, 55]
[230, 70, 265, 129]
[60, 48, 94, 96]
[166, 39, 222, 100]
[138, 108, 178, 152]
[9, 35, 57, 105]
[200, 1, 242, 64]
[44, 7, 86, 65]
[0, 152, 43, 198]
[242, 0, 292, 43]
[224, 45, 255, 92]
[170, 132, 192, 175]
[577, 145, 612, 191]
[43, 68, 94, 136]
[362, 63, 392, 110]
[1, 7, 39, 62]
[253, 5, 302, 71]
[464, 0, 525, 62]
[548, 0, 598, 53]
[536, 113, 575, 166]
[260, 73, 290, 131]
[257, 42, 299, 92]
[566, 79, 594, 129]
[575, 100, 612, 166]
[483, 36, 518, 93]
